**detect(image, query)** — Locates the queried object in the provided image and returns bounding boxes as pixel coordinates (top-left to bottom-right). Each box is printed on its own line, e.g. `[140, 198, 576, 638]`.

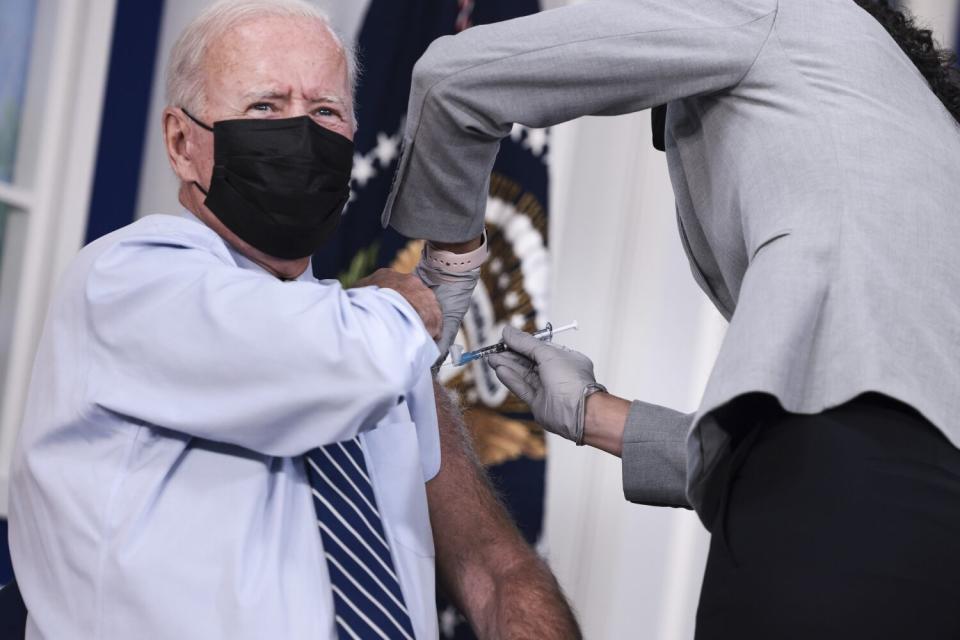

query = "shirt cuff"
[621, 400, 694, 508]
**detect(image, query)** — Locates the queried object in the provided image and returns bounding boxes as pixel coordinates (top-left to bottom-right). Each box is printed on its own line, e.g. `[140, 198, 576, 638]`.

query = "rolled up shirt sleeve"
[621, 400, 694, 508]
[84, 230, 439, 456]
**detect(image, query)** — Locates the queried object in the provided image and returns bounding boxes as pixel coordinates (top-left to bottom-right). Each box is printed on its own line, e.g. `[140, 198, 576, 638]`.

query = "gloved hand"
[415, 262, 479, 364]
[415, 235, 487, 365]
[487, 326, 606, 444]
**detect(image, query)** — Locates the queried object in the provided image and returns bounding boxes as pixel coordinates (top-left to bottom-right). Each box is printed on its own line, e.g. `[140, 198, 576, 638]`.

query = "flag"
[312, 2, 550, 637]
[955, 2, 959, 61]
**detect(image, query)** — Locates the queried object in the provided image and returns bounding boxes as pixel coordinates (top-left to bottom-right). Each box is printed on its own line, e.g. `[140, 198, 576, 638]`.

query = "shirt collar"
[177, 208, 316, 283]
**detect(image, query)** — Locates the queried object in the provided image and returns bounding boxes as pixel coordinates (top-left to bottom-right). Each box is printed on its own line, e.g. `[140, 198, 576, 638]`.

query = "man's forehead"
[222, 13, 335, 46]
[211, 16, 342, 62]
[204, 17, 349, 96]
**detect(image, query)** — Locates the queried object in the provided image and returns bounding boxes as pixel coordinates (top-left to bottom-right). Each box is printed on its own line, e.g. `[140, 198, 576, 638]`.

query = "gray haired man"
[8, 1, 578, 638]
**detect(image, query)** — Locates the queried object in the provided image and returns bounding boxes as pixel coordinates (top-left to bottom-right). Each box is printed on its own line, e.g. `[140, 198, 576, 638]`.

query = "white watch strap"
[423, 230, 488, 272]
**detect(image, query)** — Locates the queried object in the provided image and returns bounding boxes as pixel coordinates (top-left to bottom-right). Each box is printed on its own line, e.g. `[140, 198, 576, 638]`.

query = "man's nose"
[286, 100, 313, 118]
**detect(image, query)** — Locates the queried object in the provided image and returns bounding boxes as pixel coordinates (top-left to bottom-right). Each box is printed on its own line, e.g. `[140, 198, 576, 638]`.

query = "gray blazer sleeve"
[622, 401, 694, 508]
[383, 0, 778, 241]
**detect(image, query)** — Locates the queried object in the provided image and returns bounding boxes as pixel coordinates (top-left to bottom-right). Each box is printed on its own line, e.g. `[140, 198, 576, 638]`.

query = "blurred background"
[0, 0, 956, 637]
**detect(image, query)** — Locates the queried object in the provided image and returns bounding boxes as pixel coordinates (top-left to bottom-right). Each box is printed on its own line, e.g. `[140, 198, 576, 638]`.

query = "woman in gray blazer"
[384, 0, 960, 637]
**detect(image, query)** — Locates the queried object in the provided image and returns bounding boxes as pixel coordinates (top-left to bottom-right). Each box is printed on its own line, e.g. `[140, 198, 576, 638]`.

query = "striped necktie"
[305, 437, 416, 640]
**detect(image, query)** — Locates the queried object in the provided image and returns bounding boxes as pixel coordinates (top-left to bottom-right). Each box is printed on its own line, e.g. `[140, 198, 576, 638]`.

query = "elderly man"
[7, 1, 578, 638]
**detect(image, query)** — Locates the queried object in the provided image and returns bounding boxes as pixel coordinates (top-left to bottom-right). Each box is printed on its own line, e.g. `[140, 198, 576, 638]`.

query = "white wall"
[911, 0, 958, 47]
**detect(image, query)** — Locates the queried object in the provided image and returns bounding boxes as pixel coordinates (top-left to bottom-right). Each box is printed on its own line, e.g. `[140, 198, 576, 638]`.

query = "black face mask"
[184, 109, 354, 259]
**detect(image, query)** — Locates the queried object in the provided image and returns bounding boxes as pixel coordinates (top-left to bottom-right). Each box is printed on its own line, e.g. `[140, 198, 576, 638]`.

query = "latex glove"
[416, 261, 480, 365]
[487, 326, 606, 444]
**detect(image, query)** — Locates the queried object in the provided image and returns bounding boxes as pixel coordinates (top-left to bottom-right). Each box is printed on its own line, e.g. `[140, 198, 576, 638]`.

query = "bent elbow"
[343, 297, 435, 395]
[412, 34, 461, 95]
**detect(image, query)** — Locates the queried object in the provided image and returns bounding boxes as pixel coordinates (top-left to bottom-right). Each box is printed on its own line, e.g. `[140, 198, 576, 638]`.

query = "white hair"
[165, 0, 359, 123]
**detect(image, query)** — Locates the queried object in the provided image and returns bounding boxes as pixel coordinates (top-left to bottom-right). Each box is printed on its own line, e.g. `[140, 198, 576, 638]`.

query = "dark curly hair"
[854, 0, 960, 123]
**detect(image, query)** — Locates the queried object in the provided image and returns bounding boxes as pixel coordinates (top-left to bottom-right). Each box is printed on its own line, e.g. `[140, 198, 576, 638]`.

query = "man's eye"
[316, 107, 338, 118]
[250, 103, 274, 112]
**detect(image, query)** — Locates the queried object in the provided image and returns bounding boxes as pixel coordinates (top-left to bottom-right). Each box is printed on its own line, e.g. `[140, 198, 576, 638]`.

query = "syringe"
[448, 321, 579, 367]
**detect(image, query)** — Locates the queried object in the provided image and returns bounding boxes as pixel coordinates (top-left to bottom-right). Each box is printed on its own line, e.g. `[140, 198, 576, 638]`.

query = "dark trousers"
[0, 579, 26, 640]
[695, 395, 960, 639]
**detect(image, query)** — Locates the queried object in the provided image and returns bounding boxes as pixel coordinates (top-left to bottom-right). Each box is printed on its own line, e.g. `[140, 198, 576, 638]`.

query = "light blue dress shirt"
[8, 212, 442, 639]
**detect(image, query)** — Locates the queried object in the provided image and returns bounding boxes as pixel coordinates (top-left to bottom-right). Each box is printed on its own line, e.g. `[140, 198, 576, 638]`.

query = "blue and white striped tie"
[305, 437, 416, 640]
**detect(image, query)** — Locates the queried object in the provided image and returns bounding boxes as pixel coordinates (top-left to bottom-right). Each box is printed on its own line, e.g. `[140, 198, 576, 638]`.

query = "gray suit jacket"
[382, 0, 960, 515]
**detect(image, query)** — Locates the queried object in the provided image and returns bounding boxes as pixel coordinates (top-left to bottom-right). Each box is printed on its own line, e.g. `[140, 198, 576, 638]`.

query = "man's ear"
[162, 107, 201, 183]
